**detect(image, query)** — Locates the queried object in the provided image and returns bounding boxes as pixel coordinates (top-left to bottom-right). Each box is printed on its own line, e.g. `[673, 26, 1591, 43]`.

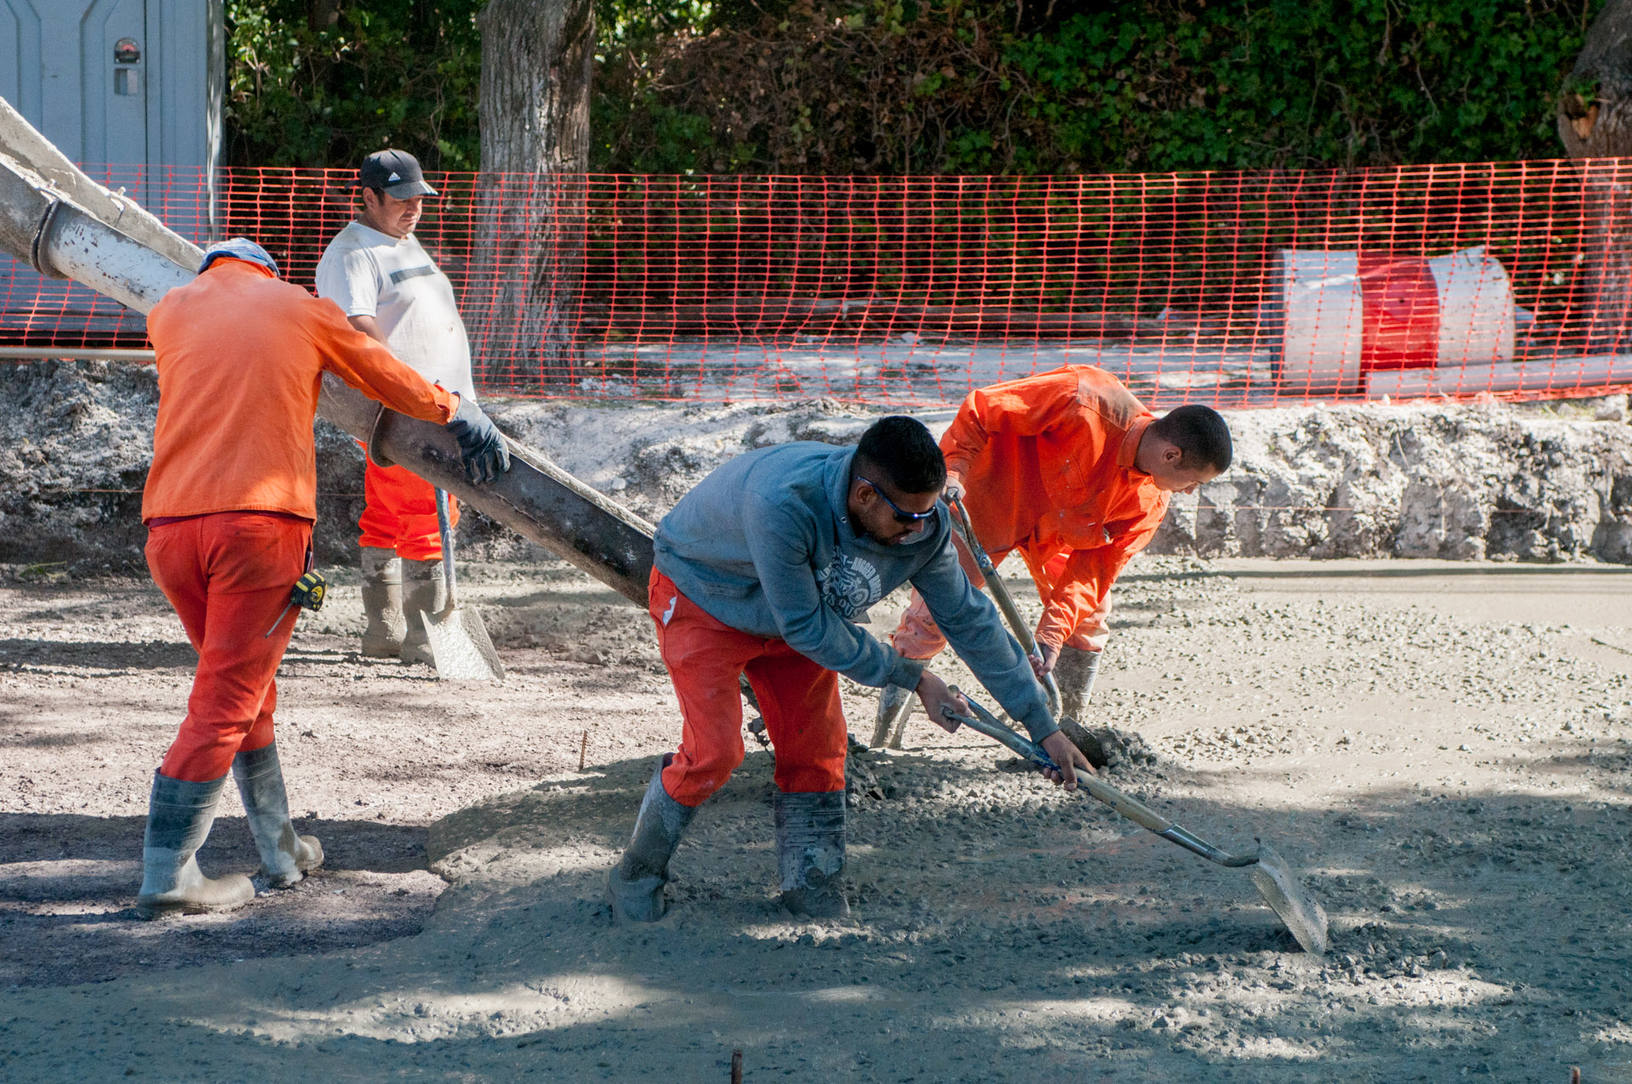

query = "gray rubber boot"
[775, 790, 849, 919]
[607, 754, 696, 922]
[399, 557, 446, 666]
[359, 547, 405, 658]
[232, 743, 323, 889]
[869, 682, 915, 750]
[1054, 645, 1103, 722]
[136, 772, 255, 918]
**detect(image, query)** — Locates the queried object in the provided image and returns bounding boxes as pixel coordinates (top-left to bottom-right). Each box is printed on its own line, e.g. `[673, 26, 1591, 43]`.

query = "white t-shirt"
[314, 222, 475, 399]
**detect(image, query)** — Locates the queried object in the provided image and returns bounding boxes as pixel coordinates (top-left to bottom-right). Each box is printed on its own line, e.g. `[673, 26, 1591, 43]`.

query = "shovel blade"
[1248, 844, 1329, 955]
[421, 605, 505, 682]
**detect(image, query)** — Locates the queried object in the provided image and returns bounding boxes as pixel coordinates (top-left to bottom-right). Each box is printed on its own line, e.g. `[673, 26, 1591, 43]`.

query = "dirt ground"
[2, 547, 1629, 1081]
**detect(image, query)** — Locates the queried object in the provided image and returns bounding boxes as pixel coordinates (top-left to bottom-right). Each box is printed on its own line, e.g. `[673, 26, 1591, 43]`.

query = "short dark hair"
[855, 416, 946, 495]
[1149, 404, 1232, 472]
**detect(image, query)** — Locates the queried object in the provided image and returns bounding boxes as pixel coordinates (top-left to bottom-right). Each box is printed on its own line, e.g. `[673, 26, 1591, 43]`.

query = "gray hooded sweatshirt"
[653, 441, 1056, 742]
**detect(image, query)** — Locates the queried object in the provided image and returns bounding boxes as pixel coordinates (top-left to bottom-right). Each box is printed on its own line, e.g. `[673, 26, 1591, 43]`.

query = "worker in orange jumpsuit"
[874, 365, 1232, 747]
[135, 239, 509, 918]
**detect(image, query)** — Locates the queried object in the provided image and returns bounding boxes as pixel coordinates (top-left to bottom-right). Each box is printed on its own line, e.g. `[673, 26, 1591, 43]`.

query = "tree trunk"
[1559, 0, 1632, 352]
[474, 0, 594, 385]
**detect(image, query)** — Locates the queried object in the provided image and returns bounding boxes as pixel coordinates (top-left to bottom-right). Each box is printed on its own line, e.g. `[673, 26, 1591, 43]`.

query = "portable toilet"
[0, 0, 222, 346]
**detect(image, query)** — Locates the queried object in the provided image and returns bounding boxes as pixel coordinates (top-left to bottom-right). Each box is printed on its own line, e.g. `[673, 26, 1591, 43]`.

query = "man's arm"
[1033, 505, 1165, 663]
[347, 314, 387, 344]
[910, 535, 1057, 744]
[303, 297, 455, 425]
[940, 369, 1092, 478]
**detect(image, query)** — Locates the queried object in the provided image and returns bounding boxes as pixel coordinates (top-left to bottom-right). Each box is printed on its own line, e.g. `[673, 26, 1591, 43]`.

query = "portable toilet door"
[0, 0, 222, 346]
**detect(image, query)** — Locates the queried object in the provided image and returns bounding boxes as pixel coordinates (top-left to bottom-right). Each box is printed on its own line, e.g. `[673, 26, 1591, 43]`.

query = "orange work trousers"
[648, 569, 847, 806]
[357, 449, 458, 561]
[890, 530, 1110, 660]
[145, 511, 311, 782]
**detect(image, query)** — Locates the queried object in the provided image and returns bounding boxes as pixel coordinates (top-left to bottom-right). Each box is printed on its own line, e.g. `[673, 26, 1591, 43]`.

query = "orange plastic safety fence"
[6, 160, 1632, 408]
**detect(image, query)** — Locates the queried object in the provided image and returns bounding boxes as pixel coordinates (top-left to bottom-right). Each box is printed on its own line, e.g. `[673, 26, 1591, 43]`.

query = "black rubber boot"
[607, 755, 696, 922]
[360, 548, 405, 658]
[136, 772, 255, 918]
[399, 557, 446, 666]
[232, 743, 323, 889]
[775, 790, 849, 919]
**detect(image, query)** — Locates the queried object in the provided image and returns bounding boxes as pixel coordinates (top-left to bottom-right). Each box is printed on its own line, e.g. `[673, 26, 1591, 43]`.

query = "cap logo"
[388, 172, 401, 182]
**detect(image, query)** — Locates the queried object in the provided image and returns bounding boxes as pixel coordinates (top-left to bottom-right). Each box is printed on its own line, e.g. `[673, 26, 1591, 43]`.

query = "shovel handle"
[947, 497, 1062, 717]
[951, 700, 1174, 834]
[435, 487, 458, 606]
[950, 693, 1258, 868]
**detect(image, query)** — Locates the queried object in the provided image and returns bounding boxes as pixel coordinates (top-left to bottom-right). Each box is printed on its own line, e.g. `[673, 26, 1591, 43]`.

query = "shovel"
[420, 488, 506, 682]
[945, 692, 1329, 955]
[944, 495, 1062, 714]
[875, 497, 1062, 749]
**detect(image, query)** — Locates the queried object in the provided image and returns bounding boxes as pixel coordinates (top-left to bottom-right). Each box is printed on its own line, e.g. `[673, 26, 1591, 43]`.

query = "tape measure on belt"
[264, 569, 328, 637]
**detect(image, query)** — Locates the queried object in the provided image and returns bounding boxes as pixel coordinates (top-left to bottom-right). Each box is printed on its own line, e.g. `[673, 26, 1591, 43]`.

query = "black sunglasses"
[857, 476, 936, 523]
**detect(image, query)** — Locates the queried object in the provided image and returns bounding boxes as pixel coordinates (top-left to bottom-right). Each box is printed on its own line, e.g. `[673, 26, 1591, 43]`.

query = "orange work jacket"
[940, 365, 1170, 652]
[142, 258, 457, 523]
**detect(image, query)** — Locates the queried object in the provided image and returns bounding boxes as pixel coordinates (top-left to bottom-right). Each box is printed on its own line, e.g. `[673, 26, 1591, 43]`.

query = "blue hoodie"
[654, 441, 1056, 741]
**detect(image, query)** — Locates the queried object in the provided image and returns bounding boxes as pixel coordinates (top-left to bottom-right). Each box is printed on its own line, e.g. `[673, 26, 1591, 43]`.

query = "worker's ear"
[1160, 440, 1185, 466]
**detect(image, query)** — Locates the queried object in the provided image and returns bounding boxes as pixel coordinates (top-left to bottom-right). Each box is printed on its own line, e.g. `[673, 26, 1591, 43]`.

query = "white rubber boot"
[607, 754, 696, 922]
[1054, 645, 1103, 722]
[776, 790, 849, 919]
[359, 547, 405, 658]
[232, 743, 323, 889]
[870, 682, 915, 749]
[135, 772, 255, 918]
[399, 557, 446, 666]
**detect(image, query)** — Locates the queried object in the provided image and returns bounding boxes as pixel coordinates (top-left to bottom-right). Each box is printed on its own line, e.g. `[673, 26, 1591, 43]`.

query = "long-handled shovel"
[946, 497, 1062, 716]
[874, 496, 1062, 750]
[945, 692, 1329, 955]
[420, 488, 506, 682]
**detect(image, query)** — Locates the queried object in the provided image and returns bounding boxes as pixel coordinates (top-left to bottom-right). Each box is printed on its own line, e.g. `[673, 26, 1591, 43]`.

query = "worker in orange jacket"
[874, 365, 1232, 747]
[135, 239, 509, 918]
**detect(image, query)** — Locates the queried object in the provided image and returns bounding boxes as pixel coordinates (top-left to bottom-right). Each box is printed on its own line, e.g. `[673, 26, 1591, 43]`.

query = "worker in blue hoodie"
[608, 416, 1090, 922]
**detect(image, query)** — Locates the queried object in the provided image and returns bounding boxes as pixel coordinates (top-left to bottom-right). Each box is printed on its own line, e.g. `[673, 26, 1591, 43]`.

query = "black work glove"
[445, 397, 511, 485]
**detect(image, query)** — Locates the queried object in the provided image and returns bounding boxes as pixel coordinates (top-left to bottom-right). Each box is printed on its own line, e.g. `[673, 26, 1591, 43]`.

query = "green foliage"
[595, 0, 1602, 173]
[225, 0, 483, 169]
[226, 0, 1603, 173]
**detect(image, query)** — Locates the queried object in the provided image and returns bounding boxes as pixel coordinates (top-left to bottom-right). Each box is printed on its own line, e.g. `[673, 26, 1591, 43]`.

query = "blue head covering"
[198, 238, 280, 277]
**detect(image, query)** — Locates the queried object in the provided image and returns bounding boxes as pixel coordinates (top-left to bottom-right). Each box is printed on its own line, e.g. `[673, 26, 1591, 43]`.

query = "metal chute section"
[319, 385, 655, 605]
[0, 95, 201, 273]
[0, 93, 658, 607]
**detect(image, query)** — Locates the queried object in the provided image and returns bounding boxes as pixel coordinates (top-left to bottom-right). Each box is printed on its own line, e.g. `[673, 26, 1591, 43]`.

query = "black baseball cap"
[352, 149, 437, 198]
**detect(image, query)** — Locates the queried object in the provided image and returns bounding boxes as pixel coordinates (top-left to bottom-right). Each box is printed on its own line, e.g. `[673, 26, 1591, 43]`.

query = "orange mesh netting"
[6, 160, 1632, 408]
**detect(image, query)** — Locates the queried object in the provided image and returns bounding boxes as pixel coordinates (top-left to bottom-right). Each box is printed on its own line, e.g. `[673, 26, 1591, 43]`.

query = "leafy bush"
[226, 0, 483, 169]
[227, 0, 1600, 172]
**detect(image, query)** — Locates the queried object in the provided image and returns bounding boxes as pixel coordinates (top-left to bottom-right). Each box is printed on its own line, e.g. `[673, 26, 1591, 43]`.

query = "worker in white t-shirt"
[315, 149, 477, 665]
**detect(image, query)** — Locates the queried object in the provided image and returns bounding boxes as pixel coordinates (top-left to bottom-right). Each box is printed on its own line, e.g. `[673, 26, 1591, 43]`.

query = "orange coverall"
[143, 258, 457, 781]
[648, 569, 847, 804]
[357, 456, 458, 561]
[892, 365, 1170, 660]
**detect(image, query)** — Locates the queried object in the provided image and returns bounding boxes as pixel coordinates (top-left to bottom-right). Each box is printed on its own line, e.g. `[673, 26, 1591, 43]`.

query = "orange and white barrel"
[1276, 246, 1515, 394]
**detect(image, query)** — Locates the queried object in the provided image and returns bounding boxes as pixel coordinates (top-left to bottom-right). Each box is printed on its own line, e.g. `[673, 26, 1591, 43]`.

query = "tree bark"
[1559, 0, 1632, 352]
[1559, 0, 1632, 157]
[475, 0, 594, 384]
